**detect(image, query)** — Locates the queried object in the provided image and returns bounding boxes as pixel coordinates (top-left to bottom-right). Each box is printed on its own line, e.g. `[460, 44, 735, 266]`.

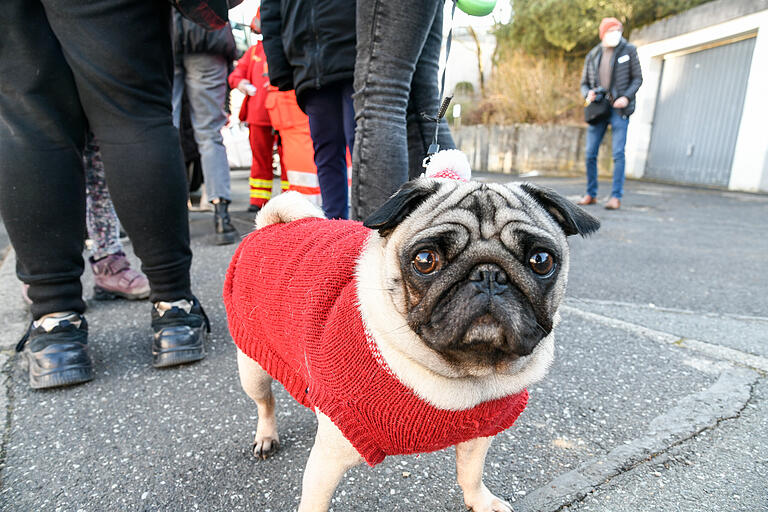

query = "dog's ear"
[520, 183, 600, 237]
[364, 180, 440, 237]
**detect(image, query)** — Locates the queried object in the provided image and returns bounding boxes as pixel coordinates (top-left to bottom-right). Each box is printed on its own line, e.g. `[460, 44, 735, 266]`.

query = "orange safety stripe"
[288, 184, 322, 195]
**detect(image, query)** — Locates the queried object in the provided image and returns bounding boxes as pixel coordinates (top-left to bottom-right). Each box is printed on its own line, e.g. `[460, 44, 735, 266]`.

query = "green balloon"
[456, 0, 496, 17]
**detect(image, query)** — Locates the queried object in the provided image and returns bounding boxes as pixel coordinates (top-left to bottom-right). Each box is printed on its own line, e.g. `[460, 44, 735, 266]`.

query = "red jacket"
[228, 43, 271, 126]
[223, 218, 528, 466]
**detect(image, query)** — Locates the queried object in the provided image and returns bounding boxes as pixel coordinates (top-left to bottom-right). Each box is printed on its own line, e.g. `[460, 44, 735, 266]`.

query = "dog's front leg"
[298, 411, 363, 512]
[237, 349, 280, 459]
[456, 436, 513, 512]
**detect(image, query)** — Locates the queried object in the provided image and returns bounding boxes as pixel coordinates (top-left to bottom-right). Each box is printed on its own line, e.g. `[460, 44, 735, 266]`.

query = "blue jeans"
[352, 0, 455, 220]
[172, 54, 231, 202]
[585, 108, 629, 199]
[303, 80, 355, 220]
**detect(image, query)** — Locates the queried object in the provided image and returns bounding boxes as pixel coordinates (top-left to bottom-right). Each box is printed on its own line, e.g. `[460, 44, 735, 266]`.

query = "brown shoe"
[604, 197, 621, 210]
[577, 195, 597, 205]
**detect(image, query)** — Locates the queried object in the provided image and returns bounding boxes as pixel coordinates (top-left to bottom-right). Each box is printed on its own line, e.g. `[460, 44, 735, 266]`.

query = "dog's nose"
[469, 264, 509, 295]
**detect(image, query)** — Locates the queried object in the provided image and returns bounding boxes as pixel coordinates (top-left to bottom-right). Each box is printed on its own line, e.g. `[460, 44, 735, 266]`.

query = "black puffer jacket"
[260, 0, 356, 108]
[580, 38, 643, 117]
[172, 11, 237, 60]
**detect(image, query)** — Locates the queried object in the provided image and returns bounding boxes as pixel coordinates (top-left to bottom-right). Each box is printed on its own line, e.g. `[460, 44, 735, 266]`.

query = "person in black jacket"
[172, 12, 239, 244]
[578, 17, 642, 210]
[261, 0, 356, 220]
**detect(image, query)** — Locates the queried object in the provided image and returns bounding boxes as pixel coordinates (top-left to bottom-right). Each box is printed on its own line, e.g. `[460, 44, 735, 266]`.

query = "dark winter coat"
[171, 0, 244, 30]
[260, 0, 356, 108]
[580, 38, 643, 117]
[172, 11, 237, 60]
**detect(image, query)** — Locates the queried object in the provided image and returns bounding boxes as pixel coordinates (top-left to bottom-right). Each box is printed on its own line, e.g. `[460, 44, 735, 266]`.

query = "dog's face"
[364, 179, 599, 377]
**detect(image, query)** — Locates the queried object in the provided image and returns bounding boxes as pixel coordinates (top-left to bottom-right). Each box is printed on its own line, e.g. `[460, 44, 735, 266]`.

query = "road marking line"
[566, 297, 768, 323]
[562, 305, 768, 373]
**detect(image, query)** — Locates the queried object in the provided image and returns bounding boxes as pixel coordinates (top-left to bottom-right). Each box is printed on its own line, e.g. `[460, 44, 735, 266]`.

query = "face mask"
[602, 31, 622, 48]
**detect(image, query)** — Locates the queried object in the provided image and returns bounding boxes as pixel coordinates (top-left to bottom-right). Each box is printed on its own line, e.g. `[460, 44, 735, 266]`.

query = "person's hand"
[237, 79, 256, 96]
[613, 96, 629, 109]
[586, 90, 596, 103]
[236, 79, 251, 94]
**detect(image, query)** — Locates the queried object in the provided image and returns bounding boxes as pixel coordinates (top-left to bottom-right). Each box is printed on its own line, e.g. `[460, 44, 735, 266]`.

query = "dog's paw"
[252, 435, 280, 460]
[464, 487, 513, 512]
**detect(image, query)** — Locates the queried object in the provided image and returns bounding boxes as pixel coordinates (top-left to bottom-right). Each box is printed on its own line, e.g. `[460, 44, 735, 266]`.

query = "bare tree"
[466, 26, 485, 98]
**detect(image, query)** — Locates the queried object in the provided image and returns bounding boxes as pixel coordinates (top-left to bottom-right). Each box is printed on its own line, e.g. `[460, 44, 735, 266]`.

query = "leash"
[422, 0, 458, 168]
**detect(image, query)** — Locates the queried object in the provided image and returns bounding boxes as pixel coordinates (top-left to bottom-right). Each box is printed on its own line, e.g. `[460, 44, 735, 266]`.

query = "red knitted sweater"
[223, 218, 528, 466]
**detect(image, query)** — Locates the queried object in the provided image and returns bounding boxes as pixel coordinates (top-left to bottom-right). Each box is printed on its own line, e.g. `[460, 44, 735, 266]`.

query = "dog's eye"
[412, 250, 440, 275]
[529, 251, 555, 277]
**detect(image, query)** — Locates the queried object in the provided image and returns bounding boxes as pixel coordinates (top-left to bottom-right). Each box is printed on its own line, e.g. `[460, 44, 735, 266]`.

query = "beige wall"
[452, 124, 614, 177]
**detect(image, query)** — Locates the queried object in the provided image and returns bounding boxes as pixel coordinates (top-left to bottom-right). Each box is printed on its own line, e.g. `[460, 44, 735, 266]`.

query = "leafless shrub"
[465, 50, 583, 125]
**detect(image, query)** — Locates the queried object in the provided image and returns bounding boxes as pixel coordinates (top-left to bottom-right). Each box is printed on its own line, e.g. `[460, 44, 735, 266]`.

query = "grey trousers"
[352, 0, 455, 221]
[172, 53, 231, 202]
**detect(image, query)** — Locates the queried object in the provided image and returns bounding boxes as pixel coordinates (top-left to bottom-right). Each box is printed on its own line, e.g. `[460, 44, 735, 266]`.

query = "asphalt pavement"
[0, 171, 766, 511]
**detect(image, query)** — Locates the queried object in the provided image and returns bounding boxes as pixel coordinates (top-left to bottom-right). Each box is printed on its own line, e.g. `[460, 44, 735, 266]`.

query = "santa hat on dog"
[423, 149, 472, 182]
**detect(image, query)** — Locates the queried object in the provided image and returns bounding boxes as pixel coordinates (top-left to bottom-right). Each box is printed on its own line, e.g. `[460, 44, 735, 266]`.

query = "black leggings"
[0, 0, 193, 319]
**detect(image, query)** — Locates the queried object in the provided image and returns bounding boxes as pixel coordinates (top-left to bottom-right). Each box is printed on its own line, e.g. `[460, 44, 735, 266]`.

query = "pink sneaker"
[90, 251, 150, 300]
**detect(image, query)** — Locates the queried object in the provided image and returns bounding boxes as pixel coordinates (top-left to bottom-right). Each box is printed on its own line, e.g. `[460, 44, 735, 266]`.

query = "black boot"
[213, 199, 237, 245]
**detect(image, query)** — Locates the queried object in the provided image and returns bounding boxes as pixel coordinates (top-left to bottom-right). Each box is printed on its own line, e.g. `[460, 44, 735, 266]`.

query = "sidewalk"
[0, 173, 766, 511]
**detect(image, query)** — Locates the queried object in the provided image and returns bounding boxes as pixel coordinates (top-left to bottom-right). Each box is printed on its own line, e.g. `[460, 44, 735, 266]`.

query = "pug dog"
[223, 175, 599, 512]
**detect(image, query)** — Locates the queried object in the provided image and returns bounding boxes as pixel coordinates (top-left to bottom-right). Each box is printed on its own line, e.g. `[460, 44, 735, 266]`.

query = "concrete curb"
[562, 305, 768, 373]
[0, 250, 27, 353]
[0, 353, 9, 475]
[514, 367, 758, 512]
[0, 249, 24, 483]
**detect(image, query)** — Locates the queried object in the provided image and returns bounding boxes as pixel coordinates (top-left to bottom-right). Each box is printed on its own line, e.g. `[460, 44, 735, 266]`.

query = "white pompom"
[424, 149, 472, 181]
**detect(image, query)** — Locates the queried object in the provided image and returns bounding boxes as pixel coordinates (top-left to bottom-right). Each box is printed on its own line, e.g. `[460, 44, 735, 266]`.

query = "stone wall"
[452, 124, 614, 177]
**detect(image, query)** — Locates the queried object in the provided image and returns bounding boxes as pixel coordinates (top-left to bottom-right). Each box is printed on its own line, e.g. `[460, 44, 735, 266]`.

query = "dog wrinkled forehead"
[364, 178, 600, 240]
[421, 182, 567, 241]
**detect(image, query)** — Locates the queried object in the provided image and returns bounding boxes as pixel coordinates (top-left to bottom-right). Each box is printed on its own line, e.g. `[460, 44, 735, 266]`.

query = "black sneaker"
[151, 297, 210, 368]
[16, 313, 93, 389]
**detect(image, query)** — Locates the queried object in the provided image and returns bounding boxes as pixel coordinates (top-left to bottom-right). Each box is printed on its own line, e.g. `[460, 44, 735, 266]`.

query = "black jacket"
[580, 38, 643, 117]
[172, 11, 237, 60]
[260, 0, 356, 108]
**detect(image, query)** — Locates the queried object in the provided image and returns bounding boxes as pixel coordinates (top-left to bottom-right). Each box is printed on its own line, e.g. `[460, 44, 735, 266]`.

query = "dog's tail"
[254, 191, 326, 230]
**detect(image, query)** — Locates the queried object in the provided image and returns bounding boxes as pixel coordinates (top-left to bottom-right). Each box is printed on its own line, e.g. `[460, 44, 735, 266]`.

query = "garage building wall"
[626, 7, 768, 192]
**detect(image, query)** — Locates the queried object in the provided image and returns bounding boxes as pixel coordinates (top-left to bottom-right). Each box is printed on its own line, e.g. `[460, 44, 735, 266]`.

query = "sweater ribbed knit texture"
[224, 218, 528, 466]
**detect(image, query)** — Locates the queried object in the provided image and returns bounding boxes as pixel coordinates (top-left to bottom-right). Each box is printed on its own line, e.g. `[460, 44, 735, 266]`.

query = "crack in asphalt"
[554, 378, 758, 511]
[0, 352, 14, 485]
[510, 319, 759, 512]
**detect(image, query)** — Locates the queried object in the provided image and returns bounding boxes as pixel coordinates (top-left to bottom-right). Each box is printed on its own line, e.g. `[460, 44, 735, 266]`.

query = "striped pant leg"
[279, 125, 322, 209]
[248, 124, 275, 207]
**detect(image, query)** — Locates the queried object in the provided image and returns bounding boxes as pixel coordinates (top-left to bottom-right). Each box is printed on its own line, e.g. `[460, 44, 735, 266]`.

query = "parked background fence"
[452, 124, 614, 177]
